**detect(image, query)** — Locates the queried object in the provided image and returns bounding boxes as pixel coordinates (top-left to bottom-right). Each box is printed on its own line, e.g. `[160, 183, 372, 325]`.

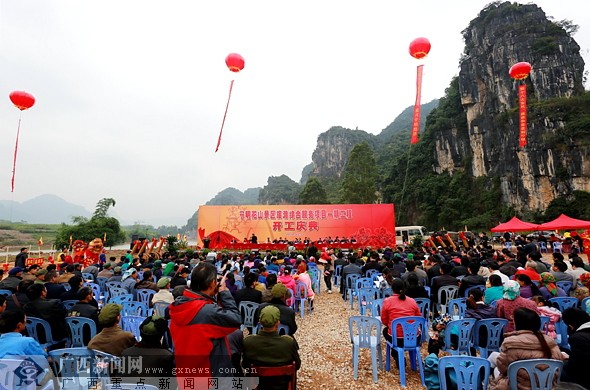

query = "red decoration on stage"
[509, 62, 532, 147]
[216, 53, 245, 152]
[409, 38, 430, 144]
[9, 91, 36, 192]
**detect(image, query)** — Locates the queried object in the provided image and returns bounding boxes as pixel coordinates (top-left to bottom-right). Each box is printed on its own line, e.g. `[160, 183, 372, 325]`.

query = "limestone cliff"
[449, 1, 587, 212]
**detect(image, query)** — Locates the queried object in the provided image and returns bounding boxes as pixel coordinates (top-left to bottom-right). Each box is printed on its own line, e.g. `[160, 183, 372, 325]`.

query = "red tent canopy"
[538, 214, 590, 230]
[490, 216, 539, 232]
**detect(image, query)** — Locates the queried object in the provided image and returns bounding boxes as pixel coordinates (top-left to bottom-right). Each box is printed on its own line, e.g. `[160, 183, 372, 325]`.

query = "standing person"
[489, 308, 563, 390]
[322, 258, 333, 294]
[14, 248, 28, 269]
[169, 262, 241, 389]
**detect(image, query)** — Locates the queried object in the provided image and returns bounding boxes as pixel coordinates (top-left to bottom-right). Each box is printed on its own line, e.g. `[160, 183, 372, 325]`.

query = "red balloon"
[509, 62, 532, 80]
[225, 53, 245, 73]
[409, 37, 431, 59]
[9, 91, 35, 111]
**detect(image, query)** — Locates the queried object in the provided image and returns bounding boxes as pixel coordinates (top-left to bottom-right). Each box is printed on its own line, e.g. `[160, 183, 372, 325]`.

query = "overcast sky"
[0, 1, 588, 227]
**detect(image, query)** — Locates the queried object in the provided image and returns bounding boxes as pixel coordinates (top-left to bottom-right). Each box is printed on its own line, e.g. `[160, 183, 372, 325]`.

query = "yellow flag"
[38, 237, 43, 246]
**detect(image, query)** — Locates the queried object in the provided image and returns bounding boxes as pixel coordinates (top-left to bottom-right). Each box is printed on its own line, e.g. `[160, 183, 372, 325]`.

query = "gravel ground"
[296, 281, 425, 390]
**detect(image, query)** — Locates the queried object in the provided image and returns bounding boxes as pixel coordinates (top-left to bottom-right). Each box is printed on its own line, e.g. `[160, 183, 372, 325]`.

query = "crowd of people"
[2, 236, 590, 388]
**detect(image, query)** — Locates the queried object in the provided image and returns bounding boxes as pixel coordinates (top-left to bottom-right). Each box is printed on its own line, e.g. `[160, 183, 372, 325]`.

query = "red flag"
[518, 84, 527, 147]
[410, 65, 424, 144]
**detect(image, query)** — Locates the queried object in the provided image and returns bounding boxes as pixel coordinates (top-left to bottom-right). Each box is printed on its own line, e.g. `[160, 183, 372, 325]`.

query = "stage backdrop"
[197, 204, 396, 249]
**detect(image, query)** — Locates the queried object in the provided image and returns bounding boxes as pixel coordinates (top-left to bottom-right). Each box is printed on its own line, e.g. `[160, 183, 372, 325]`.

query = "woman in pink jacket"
[278, 266, 296, 306]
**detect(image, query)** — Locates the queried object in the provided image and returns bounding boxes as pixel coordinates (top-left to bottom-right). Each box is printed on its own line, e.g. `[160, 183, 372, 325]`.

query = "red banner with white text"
[518, 83, 527, 147]
[197, 204, 396, 249]
[410, 65, 424, 144]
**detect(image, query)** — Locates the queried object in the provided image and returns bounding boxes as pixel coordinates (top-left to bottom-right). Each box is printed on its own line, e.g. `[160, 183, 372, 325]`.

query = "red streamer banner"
[410, 65, 424, 144]
[518, 83, 527, 147]
[215, 79, 235, 153]
[11, 117, 21, 192]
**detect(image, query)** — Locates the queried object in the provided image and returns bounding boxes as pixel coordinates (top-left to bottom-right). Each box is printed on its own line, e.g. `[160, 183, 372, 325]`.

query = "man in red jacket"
[169, 262, 241, 389]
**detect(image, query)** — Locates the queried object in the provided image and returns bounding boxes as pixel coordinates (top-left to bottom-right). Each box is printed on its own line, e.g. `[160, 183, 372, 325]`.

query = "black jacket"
[562, 322, 590, 389]
[24, 298, 68, 341]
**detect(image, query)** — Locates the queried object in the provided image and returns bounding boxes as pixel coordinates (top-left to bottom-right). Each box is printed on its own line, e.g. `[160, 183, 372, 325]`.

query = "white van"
[395, 226, 428, 244]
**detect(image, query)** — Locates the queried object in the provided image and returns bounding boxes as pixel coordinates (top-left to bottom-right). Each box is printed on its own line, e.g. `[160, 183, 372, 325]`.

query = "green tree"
[299, 177, 329, 204]
[340, 142, 378, 204]
[55, 198, 126, 249]
[258, 175, 301, 204]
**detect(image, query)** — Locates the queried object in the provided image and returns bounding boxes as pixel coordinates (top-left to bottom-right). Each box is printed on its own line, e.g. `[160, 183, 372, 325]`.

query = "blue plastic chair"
[414, 298, 431, 340]
[107, 287, 128, 301]
[152, 301, 170, 317]
[105, 281, 123, 293]
[255, 323, 290, 335]
[84, 282, 102, 301]
[556, 281, 573, 295]
[109, 294, 134, 304]
[438, 355, 490, 390]
[385, 316, 426, 387]
[0, 289, 13, 297]
[349, 315, 383, 384]
[582, 297, 590, 314]
[437, 285, 459, 315]
[121, 315, 143, 340]
[442, 318, 476, 355]
[121, 301, 148, 317]
[472, 318, 508, 358]
[48, 347, 98, 387]
[507, 358, 563, 390]
[25, 316, 68, 350]
[62, 300, 79, 311]
[96, 276, 108, 291]
[333, 265, 343, 287]
[381, 288, 393, 299]
[308, 268, 321, 294]
[366, 298, 383, 318]
[538, 241, 548, 253]
[61, 282, 72, 291]
[66, 317, 97, 347]
[135, 289, 156, 307]
[294, 282, 311, 318]
[549, 297, 578, 312]
[464, 285, 486, 297]
[239, 301, 260, 334]
[448, 298, 467, 319]
[344, 274, 360, 301]
[366, 269, 380, 279]
[82, 272, 95, 282]
[552, 242, 563, 254]
[358, 288, 380, 315]
[351, 277, 374, 310]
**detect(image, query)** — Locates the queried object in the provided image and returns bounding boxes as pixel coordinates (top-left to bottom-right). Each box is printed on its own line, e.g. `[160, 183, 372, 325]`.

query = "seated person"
[243, 306, 300, 390]
[23, 283, 68, 348]
[121, 316, 175, 379]
[0, 310, 53, 387]
[88, 303, 136, 357]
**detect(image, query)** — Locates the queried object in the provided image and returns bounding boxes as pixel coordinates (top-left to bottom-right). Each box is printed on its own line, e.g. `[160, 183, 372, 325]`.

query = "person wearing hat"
[243, 305, 301, 389]
[121, 315, 175, 379]
[169, 262, 241, 388]
[152, 277, 174, 305]
[121, 268, 138, 294]
[88, 303, 136, 356]
[255, 283, 297, 337]
[34, 268, 48, 284]
[0, 267, 24, 293]
[170, 266, 190, 289]
[109, 266, 123, 282]
[98, 263, 114, 278]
